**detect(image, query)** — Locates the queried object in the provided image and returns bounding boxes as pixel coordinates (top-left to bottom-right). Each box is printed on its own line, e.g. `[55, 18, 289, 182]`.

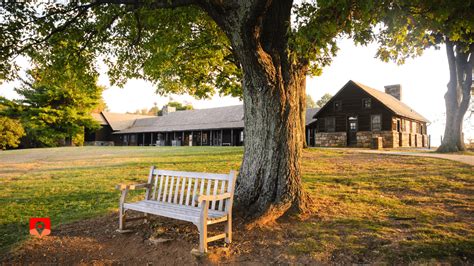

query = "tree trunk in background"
[203, 0, 310, 220]
[438, 41, 473, 153]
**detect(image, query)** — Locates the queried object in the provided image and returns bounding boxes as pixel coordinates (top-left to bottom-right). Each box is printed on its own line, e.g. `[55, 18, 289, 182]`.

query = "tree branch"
[94, 0, 196, 8]
[4, 2, 99, 61]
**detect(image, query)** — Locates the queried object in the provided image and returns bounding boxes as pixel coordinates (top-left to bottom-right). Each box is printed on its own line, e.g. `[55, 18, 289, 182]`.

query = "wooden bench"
[116, 166, 237, 253]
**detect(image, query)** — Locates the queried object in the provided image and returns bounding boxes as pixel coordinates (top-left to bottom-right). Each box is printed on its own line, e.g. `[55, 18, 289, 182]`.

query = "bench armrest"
[194, 193, 231, 204]
[116, 183, 151, 191]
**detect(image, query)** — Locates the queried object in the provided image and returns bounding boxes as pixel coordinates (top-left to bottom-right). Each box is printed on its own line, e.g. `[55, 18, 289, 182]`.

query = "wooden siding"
[315, 82, 394, 132]
[85, 125, 113, 142]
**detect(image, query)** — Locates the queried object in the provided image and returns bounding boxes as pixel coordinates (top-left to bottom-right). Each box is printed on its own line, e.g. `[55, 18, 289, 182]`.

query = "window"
[349, 121, 357, 130]
[371, 115, 382, 131]
[240, 131, 244, 142]
[362, 98, 371, 109]
[325, 117, 336, 132]
[334, 101, 342, 111]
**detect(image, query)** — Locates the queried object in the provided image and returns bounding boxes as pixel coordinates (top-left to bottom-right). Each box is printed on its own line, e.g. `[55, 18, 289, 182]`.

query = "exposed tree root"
[437, 141, 467, 153]
[437, 144, 460, 153]
[239, 190, 314, 230]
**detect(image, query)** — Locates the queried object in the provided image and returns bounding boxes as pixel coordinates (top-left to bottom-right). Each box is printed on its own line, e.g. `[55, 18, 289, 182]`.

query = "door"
[347, 116, 358, 146]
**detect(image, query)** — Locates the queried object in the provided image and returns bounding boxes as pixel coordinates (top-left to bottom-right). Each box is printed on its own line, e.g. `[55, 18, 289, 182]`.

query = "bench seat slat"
[124, 200, 227, 224]
[185, 177, 193, 206]
[168, 176, 175, 203]
[174, 176, 180, 204]
[218, 180, 226, 211]
[179, 177, 186, 205]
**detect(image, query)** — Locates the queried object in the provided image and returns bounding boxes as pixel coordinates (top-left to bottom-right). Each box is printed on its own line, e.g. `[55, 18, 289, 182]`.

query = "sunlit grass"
[0, 146, 472, 263]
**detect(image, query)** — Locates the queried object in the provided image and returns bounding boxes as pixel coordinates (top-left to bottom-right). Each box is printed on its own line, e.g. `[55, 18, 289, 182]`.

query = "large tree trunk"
[438, 40, 473, 153]
[203, 0, 310, 220]
[236, 66, 308, 219]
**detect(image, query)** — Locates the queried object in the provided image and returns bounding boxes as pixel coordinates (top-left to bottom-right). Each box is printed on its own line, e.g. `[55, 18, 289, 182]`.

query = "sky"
[1, 38, 472, 146]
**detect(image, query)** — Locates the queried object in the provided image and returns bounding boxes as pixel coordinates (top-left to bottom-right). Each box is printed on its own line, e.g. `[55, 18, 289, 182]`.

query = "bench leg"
[225, 214, 232, 244]
[198, 222, 208, 253]
[118, 188, 128, 231]
[119, 207, 126, 230]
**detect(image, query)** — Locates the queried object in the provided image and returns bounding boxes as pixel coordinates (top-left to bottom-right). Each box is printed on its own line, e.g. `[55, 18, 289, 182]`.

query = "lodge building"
[311, 80, 429, 148]
[85, 80, 429, 148]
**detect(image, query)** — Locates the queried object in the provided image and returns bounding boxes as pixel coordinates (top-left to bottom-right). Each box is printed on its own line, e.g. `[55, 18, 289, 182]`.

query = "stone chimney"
[162, 105, 176, 115]
[384, 84, 402, 101]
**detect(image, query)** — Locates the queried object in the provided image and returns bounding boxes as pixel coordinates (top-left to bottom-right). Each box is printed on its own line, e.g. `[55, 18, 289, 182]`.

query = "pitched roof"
[353, 81, 429, 122]
[101, 112, 155, 131]
[306, 108, 319, 125]
[115, 105, 244, 134]
[112, 105, 319, 134]
[314, 80, 429, 123]
[91, 113, 108, 126]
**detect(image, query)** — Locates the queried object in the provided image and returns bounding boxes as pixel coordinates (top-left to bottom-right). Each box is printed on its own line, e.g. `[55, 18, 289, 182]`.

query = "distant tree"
[168, 101, 194, 111]
[306, 94, 317, 108]
[316, 93, 333, 108]
[13, 71, 102, 147]
[158, 101, 194, 116]
[148, 106, 160, 116]
[0, 116, 25, 150]
[7, 42, 103, 147]
[129, 108, 150, 115]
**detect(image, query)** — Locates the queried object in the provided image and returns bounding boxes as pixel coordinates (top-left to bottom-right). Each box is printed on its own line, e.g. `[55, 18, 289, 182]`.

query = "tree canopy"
[1, 49, 103, 147]
[305, 94, 317, 108]
[0, 1, 371, 97]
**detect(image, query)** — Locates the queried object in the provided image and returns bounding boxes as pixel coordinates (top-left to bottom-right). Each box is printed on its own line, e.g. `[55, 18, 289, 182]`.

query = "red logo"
[29, 218, 51, 238]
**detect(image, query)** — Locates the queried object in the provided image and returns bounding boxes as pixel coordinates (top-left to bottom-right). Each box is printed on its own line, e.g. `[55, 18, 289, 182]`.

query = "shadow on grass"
[288, 215, 473, 264]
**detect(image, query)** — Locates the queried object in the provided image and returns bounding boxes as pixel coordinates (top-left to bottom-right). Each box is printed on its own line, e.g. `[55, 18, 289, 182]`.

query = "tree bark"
[438, 40, 473, 153]
[236, 66, 308, 220]
[202, 0, 310, 220]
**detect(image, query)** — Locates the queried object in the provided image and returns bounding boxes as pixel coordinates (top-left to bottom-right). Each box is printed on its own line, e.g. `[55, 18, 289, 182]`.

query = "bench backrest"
[145, 167, 237, 212]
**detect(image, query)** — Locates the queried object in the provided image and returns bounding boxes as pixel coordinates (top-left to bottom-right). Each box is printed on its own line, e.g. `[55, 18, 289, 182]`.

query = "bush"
[0, 117, 25, 150]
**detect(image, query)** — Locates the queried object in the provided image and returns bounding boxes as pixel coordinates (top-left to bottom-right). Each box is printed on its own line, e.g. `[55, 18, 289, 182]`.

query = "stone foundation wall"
[315, 132, 347, 147]
[84, 141, 115, 146]
[397, 133, 428, 147]
[356, 131, 397, 148]
[315, 131, 428, 148]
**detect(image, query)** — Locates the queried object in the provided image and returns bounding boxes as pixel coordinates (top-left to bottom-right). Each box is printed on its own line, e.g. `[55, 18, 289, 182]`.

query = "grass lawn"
[0, 146, 473, 263]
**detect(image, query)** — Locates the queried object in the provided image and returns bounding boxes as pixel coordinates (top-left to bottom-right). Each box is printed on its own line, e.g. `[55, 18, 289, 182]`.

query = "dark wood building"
[85, 112, 154, 146]
[310, 80, 429, 148]
[87, 106, 319, 147]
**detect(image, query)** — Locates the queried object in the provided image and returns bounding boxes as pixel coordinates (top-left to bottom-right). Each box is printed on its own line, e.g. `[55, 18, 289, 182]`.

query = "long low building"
[86, 105, 320, 147]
